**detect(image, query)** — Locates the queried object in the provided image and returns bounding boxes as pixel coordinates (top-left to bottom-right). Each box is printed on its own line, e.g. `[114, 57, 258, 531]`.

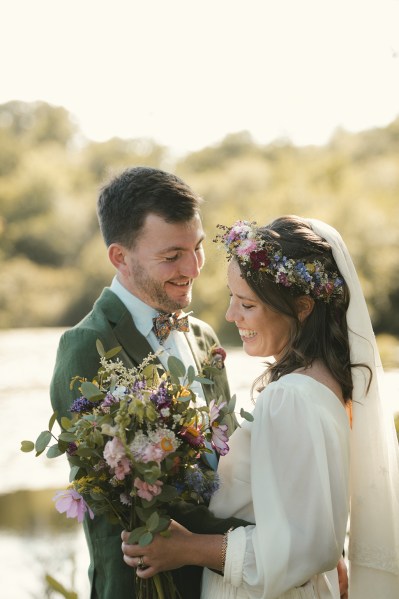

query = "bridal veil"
[308, 219, 399, 598]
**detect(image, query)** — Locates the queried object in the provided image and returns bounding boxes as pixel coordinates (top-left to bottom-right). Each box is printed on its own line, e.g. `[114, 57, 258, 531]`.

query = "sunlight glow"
[1, 0, 399, 153]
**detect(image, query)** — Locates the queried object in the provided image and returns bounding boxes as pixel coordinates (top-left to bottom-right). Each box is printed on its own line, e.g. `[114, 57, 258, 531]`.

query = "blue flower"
[184, 465, 220, 502]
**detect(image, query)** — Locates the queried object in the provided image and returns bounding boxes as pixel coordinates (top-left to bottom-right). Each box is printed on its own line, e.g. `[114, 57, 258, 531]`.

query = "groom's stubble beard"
[130, 259, 192, 313]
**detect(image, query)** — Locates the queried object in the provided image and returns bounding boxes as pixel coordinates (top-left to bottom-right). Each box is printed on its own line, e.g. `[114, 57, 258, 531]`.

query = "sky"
[1, 0, 399, 155]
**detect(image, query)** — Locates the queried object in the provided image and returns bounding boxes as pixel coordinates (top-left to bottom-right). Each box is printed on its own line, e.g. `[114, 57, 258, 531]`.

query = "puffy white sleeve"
[223, 376, 350, 599]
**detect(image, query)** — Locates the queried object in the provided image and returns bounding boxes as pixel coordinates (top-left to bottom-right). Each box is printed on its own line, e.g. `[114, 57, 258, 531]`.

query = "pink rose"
[134, 477, 163, 502]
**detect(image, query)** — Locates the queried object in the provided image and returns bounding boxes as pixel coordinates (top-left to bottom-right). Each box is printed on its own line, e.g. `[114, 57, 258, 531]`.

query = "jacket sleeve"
[168, 500, 250, 534]
[50, 326, 105, 421]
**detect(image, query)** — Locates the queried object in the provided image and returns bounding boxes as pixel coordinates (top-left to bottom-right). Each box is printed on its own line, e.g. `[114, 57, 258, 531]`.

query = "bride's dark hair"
[239, 215, 354, 401]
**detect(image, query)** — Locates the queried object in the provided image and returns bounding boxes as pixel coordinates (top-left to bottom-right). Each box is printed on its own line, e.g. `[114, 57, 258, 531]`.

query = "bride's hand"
[121, 520, 194, 578]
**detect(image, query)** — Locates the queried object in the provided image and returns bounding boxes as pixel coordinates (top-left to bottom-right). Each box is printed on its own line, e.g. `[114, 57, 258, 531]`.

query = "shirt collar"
[110, 276, 158, 338]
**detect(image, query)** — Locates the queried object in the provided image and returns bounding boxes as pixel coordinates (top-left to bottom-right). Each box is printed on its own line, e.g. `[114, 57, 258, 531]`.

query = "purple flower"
[100, 392, 119, 409]
[53, 489, 94, 523]
[66, 442, 78, 456]
[277, 272, 291, 287]
[70, 396, 95, 413]
[150, 382, 171, 410]
[179, 425, 205, 448]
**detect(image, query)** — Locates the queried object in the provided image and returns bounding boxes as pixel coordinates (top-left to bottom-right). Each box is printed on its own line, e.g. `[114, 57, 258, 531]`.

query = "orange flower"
[160, 437, 174, 452]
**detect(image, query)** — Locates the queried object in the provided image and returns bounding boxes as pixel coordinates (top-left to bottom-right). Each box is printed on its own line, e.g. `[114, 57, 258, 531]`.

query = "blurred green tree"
[0, 99, 398, 358]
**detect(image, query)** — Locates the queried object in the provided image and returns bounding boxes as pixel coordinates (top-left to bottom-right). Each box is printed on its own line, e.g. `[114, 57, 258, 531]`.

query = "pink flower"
[141, 444, 164, 464]
[134, 477, 163, 501]
[103, 436, 126, 468]
[211, 423, 229, 456]
[104, 436, 131, 480]
[209, 399, 229, 456]
[209, 399, 226, 423]
[53, 489, 94, 523]
[114, 457, 131, 480]
[236, 239, 258, 257]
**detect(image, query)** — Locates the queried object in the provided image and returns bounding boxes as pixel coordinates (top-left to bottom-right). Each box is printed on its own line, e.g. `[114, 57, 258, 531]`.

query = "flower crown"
[214, 220, 344, 302]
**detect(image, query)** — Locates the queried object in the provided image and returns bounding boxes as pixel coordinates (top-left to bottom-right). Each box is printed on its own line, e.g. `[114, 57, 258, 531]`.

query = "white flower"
[112, 385, 128, 399]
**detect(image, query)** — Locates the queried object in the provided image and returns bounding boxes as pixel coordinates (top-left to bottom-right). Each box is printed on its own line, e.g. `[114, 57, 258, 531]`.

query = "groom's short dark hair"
[97, 166, 203, 248]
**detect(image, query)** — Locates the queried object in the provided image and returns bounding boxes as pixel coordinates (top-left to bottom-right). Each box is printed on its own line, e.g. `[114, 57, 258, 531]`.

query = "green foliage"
[45, 574, 78, 599]
[1, 99, 399, 356]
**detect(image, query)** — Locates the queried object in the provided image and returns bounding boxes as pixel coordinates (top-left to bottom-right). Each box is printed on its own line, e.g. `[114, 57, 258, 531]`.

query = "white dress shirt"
[110, 276, 205, 404]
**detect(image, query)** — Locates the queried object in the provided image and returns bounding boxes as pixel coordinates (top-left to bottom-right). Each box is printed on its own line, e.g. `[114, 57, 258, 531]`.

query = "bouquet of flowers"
[21, 341, 240, 599]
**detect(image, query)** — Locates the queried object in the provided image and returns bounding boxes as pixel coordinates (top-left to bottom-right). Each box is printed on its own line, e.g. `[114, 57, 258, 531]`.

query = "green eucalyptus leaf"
[76, 446, 96, 457]
[104, 345, 122, 359]
[139, 531, 153, 547]
[193, 375, 213, 385]
[146, 511, 160, 532]
[225, 394, 237, 413]
[167, 356, 186, 379]
[135, 506, 154, 523]
[46, 444, 64, 458]
[96, 339, 105, 357]
[80, 381, 104, 401]
[48, 412, 58, 432]
[61, 416, 73, 430]
[20, 440, 35, 453]
[92, 430, 105, 446]
[186, 365, 195, 385]
[155, 516, 171, 533]
[35, 430, 52, 453]
[177, 393, 191, 403]
[128, 527, 147, 544]
[67, 455, 82, 467]
[240, 407, 254, 422]
[143, 465, 161, 483]
[69, 465, 80, 482]
[59, 432, 77, 442]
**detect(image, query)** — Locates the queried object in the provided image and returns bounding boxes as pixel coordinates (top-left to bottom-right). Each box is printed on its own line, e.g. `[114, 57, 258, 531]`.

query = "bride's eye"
[242, 304, 254, 310]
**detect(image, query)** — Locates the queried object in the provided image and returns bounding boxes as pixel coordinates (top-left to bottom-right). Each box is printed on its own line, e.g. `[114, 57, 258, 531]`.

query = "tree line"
[1, 100, 398, 362]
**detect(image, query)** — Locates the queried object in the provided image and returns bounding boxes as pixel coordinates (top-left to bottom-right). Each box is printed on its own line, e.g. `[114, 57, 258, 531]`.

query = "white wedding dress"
[201, 373, 350, 599]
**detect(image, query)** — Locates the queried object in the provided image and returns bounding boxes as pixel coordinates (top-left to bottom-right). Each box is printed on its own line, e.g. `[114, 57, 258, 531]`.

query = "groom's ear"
[295, 295, 315, 322]
[108, 243, 129, 274]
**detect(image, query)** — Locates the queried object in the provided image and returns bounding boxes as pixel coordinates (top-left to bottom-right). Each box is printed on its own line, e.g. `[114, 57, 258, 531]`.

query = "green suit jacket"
[50, 288, 248, 599]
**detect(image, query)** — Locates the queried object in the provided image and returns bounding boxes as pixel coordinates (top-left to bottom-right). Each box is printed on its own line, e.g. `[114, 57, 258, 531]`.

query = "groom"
[50, 166, 244, 599]
[50, 166, 348, 599]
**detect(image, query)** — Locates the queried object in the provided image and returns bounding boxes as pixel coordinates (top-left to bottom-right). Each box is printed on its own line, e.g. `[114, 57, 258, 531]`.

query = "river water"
[2, 328, 399, 598]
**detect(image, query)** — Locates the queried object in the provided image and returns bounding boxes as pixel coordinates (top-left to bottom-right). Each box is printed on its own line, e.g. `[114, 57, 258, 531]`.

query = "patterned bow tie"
[153, 312, 190, 342]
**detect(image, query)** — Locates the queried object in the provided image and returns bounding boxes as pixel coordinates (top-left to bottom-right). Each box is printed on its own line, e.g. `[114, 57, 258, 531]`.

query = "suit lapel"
[96, 288, 161, 368]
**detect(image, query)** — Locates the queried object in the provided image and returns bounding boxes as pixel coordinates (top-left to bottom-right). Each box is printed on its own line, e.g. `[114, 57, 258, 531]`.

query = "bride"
[122, 216, 399, 599]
